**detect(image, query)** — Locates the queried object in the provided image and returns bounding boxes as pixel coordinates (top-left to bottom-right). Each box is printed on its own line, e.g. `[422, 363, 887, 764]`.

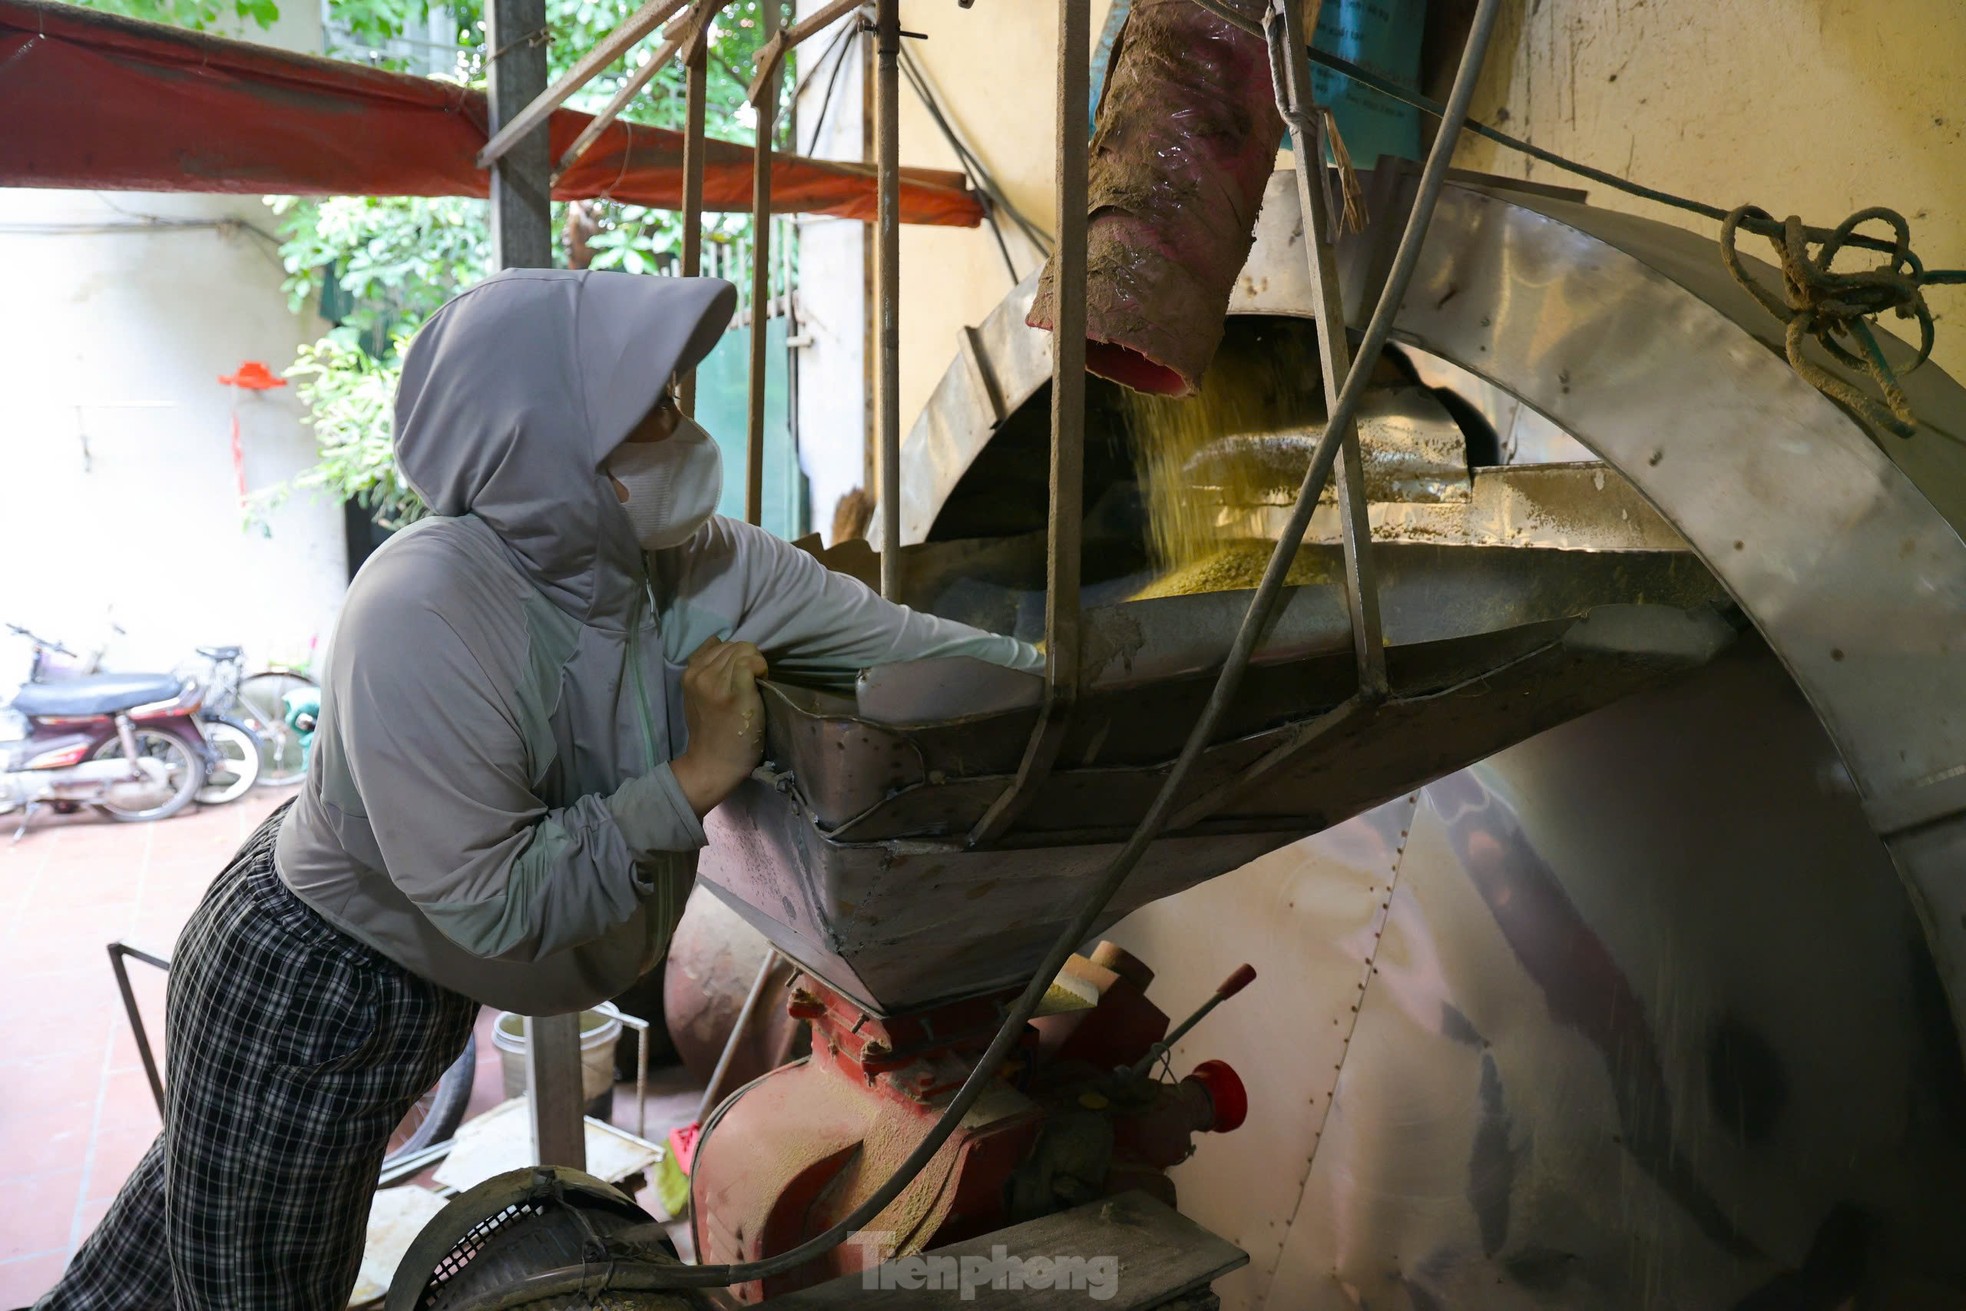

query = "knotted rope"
[1719, 205, 1939, 438]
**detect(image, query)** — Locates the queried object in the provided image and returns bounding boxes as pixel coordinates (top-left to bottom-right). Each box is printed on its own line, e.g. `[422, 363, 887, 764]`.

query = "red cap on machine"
[1185, 1059, 1248, 1133]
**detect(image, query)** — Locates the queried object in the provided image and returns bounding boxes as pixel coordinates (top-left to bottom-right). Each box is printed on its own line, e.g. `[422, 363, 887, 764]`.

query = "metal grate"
[424, 1200, 534, 1298]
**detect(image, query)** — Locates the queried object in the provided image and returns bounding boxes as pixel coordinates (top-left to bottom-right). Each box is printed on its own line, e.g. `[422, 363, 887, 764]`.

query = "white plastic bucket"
[490, 1009, 621, 1106]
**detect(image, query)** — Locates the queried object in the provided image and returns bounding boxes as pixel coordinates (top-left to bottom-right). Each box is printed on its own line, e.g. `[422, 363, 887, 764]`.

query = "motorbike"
[2, 624, 212, 838]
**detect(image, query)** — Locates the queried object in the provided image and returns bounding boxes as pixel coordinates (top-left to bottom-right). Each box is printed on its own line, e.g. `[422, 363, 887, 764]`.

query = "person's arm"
[664, 517, 1042, 684]
[336, 597, 705, 963]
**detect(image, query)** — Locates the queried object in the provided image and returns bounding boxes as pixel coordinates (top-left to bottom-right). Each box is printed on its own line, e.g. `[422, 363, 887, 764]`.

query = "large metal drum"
[705, 167, 1966, 1306]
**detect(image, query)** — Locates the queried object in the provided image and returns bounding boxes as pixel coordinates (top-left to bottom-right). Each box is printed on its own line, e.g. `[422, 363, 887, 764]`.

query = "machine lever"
[1127, 963, 1256, 1079]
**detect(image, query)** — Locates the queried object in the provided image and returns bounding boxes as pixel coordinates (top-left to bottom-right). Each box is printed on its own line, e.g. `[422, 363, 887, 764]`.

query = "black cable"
[1301, 46, 1965, 281]
[893, 47, 1021, 281]
[1180, 0, 1962, 278]
[892, 49, 1021, 268]
[796, 16, 855, 154]
[896, 41, 1053, 257]
[491, 0, 1502, 1290]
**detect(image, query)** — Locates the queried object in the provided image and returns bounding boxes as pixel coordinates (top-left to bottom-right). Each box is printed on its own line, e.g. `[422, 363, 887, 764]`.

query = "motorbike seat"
[198, 645, 244, 662]
[13, 673, 186, 718]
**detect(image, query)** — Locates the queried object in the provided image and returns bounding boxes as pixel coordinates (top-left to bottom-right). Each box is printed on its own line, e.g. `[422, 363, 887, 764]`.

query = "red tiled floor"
[0, 1050, 103, 1118]
[0, 787, 703, 1294]
[0, 1169, 82, 1260]
[0, 1105, 96, 1178]
[0, 790, 287, 1274]
[0, 1251, 69, 1307]
[83, 1123, 159, 1200]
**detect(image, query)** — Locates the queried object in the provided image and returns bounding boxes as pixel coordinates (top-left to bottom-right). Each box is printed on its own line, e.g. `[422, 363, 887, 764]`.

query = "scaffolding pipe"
[477, 0, 692, 167]
[551, 13, 694, 181]
[744, 0, 861, 104]
[483, 0, 1501, 1289]
[964, 0, 1089, 847]
[745, 0, 783, 526]
[874, 0, 901, 597]
[677, 11, 711, 417]
[1268, 0, 1386, 696]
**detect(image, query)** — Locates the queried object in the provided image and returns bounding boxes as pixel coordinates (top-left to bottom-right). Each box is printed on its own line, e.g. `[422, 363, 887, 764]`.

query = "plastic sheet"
[0, 0, 982, 226]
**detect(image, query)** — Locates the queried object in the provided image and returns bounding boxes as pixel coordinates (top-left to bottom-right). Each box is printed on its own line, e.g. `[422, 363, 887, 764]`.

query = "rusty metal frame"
[874, 0, 903, 598]
[551, 0, 718, 181]
[744, 0, 785, 525]
[1267, 0, 1387, 700]
[108, 940, 170, 1116]
[477, 0, 693, 168]
[745, 0, 863, 105]
[964, 0, 1090, 848]
[677, 9, 712, 415]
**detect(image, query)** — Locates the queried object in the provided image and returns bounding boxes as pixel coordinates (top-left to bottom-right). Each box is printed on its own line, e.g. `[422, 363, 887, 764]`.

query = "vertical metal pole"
[522, 1014, 586, 1169]
[746, 0, 783, 526]
[1044, 0, 1090, 713]
[1270, 0, 1386, 697]
[963, 0, 1089, 848]
[860, 25, 877, 502]
[489, 0, 584, 1171]
[678, 13, 711, 418]
[486, 0, 554, 271]
[873, 0, 902, 597]
[694, 949, 781, 1124]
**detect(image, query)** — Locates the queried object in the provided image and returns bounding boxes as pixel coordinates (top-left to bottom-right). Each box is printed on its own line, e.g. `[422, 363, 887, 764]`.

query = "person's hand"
[670, 636, 768, 817]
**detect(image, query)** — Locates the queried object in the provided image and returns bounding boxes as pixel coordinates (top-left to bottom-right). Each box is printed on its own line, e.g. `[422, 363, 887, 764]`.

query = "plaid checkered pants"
[38, 803, 479, 1310]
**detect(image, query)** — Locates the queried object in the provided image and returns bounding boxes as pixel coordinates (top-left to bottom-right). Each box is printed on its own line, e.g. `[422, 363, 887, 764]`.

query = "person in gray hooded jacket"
[38, 270, 1040, 1311]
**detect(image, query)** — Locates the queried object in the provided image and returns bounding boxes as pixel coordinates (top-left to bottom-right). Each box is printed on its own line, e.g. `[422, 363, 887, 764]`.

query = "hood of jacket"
[394, 269, 737, 628]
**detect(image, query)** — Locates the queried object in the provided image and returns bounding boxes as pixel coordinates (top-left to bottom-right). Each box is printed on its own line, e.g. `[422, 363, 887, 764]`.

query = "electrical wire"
[894, 44, 1030, 281]
[1299, 46, 1965, 281]
[792, 11, 856, 152]
[478, 0, 1504, 1290]
[896, 40, 1053, 258]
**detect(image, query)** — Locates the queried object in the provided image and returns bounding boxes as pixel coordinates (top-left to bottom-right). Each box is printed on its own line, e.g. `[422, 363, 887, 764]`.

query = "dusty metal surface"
[661, 885, 803, 1090]
[691, 159, 1966, 1305]
[877, 162, 1966, 1062]
[699, 584, 1729, 1012]
[701, 165, 1769, 1014]
[1255, 462, 1687, 553]
[1111, 644, 1966, 1308]
[964, 0, 1092, 848]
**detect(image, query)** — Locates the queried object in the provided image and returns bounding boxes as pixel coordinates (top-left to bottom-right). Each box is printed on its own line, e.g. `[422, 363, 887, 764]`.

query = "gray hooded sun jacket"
[276, 270, 1040, 1014]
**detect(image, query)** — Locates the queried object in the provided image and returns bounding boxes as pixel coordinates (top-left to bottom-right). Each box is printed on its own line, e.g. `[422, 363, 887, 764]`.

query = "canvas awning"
[0, 0, 983, 226]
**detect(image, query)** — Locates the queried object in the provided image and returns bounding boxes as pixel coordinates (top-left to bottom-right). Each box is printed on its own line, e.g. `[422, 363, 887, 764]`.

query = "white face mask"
[607, 415, 724, 550]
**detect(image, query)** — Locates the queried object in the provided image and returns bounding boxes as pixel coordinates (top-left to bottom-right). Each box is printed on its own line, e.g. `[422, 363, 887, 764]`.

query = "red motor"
[688, 943, 1250, 1301]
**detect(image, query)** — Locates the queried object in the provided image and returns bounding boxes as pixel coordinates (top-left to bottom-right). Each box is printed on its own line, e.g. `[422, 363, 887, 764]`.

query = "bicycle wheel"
[194, 717, 262, 805]
[89, 727, 204, 822]
[237, 669, 318, 786]
[384, 1034, 477, 1168]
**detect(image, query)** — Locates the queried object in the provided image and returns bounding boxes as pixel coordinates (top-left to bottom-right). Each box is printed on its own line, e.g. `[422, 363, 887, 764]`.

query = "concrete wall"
[890, 4, 1115, 434]
[792, 0, 873, 542]
[817, 3, 1966, 1308]
[0, 8, 344, 687]
[1452, 0, 1966, 380]
[787, 1, 1115, 541]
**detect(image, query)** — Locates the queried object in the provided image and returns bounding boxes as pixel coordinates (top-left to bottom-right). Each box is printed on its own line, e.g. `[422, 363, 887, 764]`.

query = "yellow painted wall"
[891, 2, 1112, 435]
[1454, 0, 1966, 379]
[887, 0, 1965, 424]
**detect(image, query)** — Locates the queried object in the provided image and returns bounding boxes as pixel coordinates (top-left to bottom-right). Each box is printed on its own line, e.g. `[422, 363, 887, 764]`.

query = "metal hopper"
[696, 166, 1741, 1012]
[700, 557, 1733, 1013]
